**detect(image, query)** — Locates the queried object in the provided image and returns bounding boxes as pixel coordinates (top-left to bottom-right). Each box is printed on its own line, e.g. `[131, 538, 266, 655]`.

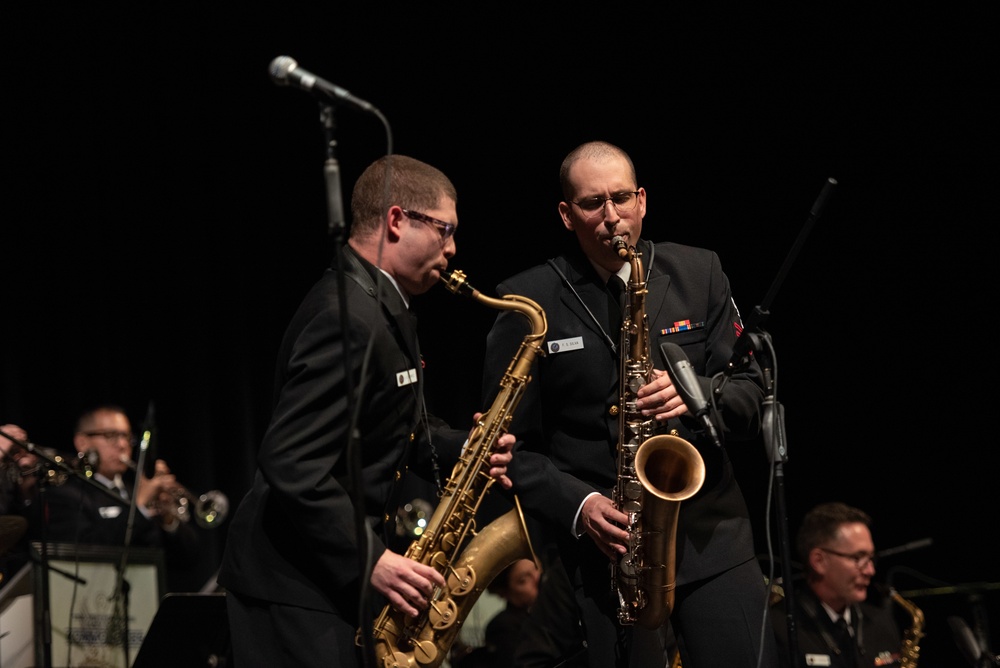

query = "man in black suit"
[29, 405, 201, 583]
[482, 141, 778, 667]
[772, 502, 908, 668]
[218, 155, 516, 667]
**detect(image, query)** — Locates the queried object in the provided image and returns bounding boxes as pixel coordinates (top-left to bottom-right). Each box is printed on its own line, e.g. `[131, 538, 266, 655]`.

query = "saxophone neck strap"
[547, 258, 618, 356]
[545, 241, 655, 358]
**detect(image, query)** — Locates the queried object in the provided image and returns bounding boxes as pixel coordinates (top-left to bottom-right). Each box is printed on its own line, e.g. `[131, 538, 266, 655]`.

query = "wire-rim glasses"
[570, 191, 641, 215]
[819, 547, 877, 569]
[82, 430, 138, 447]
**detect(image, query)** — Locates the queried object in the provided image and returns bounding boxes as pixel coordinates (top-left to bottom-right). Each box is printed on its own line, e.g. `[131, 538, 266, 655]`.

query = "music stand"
[32, 542, 164, 668]
[132, 593, 229, 668]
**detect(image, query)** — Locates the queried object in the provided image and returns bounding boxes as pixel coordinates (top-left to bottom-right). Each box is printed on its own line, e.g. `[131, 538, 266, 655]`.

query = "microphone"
[660, 342, 723, 448]
[948, 616, 990, 667]
[268, 56, 375, 113]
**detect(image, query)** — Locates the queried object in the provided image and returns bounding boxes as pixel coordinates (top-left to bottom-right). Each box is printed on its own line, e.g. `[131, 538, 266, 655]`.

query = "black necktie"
[607, 275, 626, 334]
[835, 617, 857, 667]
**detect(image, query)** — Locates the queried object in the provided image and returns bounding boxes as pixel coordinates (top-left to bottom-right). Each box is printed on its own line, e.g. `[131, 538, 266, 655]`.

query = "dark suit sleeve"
[255, 301, 390, 585]
[652, 247, 765, 441]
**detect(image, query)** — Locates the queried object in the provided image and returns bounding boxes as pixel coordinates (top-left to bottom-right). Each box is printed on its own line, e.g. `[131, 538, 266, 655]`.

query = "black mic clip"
[725, 305, 770, 376]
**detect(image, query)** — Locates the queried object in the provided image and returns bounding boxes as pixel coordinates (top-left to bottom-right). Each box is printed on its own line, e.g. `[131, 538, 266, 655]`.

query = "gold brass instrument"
[365, 269, 546, 668]
[611, 237, 706, 628]
[122, 457, 229, 529]
[891, 588, 925, 668]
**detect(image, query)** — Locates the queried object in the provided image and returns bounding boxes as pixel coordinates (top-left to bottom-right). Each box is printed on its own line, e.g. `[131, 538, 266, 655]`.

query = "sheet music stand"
[32, 542, 165, 668]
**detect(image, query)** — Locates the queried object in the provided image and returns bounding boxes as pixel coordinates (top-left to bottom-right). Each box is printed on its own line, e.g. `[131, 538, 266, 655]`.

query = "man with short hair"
[219, 154, 516, 667]
[482, 141, 777, 667]
[772, 502, 907, 668]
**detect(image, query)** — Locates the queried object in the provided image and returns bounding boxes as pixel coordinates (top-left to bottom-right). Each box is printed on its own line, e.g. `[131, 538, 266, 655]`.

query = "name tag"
[805, 654, 832, 666]
[547, 336, 583, 354]
[396, 368, 418, 387]
[99, 506, 124, 519]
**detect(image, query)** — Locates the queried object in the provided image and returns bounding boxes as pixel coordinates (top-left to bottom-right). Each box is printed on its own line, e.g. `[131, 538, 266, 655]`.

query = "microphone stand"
[715, 177, 837, 668]
[316, 98, 382, 668]
[311, 96, 391, 668]
[320, 103, 347, 240]
[110, 428, 151, 667]
[276, 60, 390, 661]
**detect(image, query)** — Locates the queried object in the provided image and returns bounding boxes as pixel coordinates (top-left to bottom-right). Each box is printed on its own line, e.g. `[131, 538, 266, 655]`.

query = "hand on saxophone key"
[469, 411, 516, 490]
[371, 550, 448, 618]
[579, 495, 630, 560]
[634, 368, 687, 421]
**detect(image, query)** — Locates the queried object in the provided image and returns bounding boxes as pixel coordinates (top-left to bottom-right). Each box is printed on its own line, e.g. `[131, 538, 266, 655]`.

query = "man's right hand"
[578, 494, 630, 560]
[370, 550, 447, 618]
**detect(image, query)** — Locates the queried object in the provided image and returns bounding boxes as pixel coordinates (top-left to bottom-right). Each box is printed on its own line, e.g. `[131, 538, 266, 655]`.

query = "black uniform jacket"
[482, 238, 765, 585]
[31, 472, 200, 568]
[772, 584, 907, 668]
[218, 246, 466, 619]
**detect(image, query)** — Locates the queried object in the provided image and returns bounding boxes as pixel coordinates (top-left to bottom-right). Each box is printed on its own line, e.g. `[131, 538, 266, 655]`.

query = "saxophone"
[891, 588, 925, 668]
[611, 237, 706, 628]
[365, 269, 547, 668]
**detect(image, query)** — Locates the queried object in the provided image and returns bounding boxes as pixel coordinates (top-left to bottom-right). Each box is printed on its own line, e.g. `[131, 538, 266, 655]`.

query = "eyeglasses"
[569, 191, 641, 215]
[820, 547, 877, 569]
[82, 430, 135, 445]
[402, 209, 456, 240]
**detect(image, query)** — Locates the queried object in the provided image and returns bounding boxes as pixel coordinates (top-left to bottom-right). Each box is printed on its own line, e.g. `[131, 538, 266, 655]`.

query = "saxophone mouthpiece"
[612, 236, 629, 259]
[439, 269, 478, 299]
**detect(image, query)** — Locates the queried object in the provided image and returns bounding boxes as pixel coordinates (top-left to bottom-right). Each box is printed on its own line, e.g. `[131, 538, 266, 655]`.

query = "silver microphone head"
[268, 56, 297, 85]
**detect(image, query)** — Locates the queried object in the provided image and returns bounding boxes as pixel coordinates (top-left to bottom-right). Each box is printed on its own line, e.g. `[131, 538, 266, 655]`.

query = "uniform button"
[384, 513, 391, 523]
[395, 470, 402, 481]
[609, 404, 620, 416]
[409, 432, 416, 442]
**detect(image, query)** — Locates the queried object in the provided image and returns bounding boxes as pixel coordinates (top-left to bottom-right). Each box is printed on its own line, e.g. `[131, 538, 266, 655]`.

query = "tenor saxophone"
[365, 269, 546, 668]
[611, 237, 706, 628]
[891, 588, 925, 668]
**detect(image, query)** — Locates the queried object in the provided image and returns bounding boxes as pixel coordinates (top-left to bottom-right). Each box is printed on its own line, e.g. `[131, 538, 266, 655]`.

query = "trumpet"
[122, 456, 229, 529]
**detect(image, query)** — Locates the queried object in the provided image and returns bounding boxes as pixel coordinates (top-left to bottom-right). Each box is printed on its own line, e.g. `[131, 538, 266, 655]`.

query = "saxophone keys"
[412, 639, 439, 666]
[380, 650, 416, 668]
[447, 565, 476, 596]
[428, 597, 459, 631]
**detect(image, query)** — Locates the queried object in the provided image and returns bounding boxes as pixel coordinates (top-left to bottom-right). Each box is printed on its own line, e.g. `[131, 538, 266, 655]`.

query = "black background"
[3, 6, 996, 664]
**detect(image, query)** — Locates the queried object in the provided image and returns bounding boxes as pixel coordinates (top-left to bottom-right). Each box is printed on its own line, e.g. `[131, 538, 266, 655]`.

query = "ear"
[386, 206, 406, 242]
[808, 547, 827, 576]
[72, 433, 88, 454]
[558, 201, 574, 231]
[636, 187, 647, 219]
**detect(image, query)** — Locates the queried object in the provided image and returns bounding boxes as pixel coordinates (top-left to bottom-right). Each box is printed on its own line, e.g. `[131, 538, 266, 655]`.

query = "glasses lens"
[575, 192, 638, 214]
[576, 198, 606, 212]
[611, 192, 637, 210]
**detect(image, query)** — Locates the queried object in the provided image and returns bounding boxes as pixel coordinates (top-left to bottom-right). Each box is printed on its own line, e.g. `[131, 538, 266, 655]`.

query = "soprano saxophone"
[611, 237, 706, 628]
[365, 269, 546, 668]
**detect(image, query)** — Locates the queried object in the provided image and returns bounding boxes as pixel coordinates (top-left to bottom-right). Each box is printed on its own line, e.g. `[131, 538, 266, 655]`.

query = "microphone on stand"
[660, 342, 723, 448]
[268, 55, 375, 113]
[948, 616, 996, 667]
